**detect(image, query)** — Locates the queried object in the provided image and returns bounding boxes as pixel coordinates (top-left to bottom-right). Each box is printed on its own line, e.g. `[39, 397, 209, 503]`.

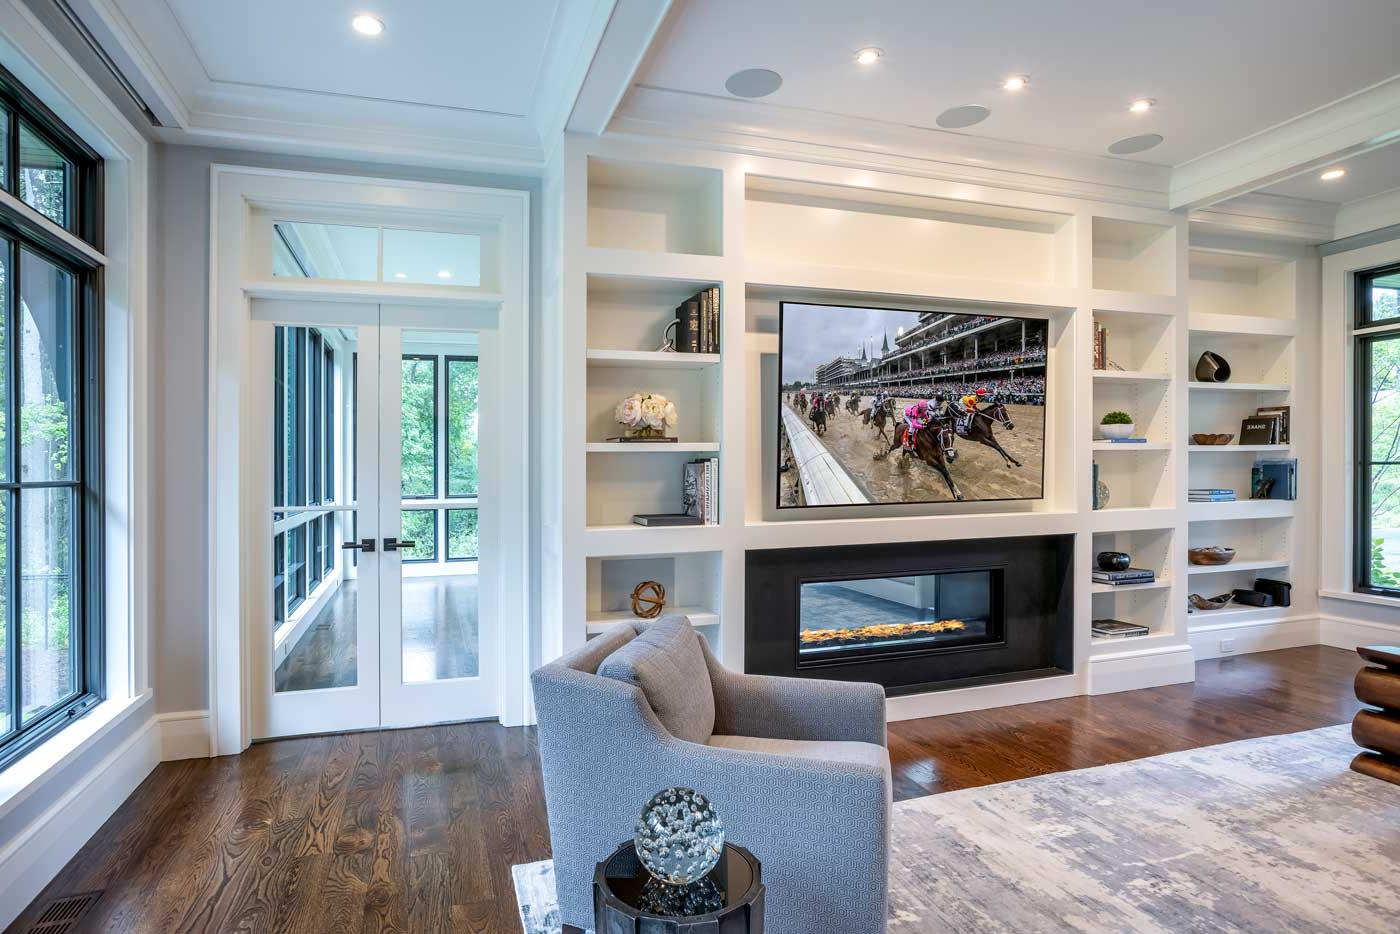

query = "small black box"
[1253, 578, 1292, 608]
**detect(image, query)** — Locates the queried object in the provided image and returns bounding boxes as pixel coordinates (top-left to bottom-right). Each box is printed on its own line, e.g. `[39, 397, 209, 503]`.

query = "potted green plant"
[1099, 410, 1136, 440]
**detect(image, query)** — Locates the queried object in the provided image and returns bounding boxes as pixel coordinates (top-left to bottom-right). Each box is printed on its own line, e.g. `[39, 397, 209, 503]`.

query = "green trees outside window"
[401, 356, 436, 498]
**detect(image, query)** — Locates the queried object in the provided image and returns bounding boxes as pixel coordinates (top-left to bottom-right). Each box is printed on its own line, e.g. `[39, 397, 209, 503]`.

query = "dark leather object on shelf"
[1096, 551, 1131, 571]
[1252, 578, 1291, 608]
[1194, 350, 1231, 382]
[1230, 588, 1273, 607]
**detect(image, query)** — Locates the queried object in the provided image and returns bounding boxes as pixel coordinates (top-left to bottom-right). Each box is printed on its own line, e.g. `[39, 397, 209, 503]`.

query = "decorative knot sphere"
[634, 787, 724, 885]
[630, 580, 667, 620]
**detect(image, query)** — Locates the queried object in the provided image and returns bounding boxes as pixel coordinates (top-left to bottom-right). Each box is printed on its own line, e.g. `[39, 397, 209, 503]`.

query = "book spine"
[710, 287, 721, 354]
[710, 456, 719, 525]
[681, 300, 700, 353]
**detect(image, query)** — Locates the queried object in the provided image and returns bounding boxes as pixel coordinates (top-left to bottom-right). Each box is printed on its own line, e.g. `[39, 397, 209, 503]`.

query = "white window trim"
[208, 165, 530, 756]
[1320, 236, 1400, 604]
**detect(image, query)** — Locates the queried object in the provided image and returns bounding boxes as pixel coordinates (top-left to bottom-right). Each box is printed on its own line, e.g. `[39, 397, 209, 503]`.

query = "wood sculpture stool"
[1351, 645, 1400, 785]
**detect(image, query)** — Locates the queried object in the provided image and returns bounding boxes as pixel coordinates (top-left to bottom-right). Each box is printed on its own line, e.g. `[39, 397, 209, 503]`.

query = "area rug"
[514, 725, 1400, 933]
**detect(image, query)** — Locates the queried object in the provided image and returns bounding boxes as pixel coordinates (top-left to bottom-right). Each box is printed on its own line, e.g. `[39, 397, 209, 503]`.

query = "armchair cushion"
[708, 734, 891, 774]
[597, 615, 715, 744]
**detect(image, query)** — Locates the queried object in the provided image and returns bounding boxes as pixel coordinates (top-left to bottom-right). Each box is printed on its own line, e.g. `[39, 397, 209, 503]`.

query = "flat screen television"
[777, 301, 1047, 508]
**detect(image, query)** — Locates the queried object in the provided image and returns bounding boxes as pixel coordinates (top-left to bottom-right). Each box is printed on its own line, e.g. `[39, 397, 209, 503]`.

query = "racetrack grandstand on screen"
[777, 302, 1047, 508]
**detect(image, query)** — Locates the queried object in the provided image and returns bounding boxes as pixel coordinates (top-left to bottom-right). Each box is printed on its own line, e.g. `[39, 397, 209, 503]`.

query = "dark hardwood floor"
[8, 645, 1363, 933]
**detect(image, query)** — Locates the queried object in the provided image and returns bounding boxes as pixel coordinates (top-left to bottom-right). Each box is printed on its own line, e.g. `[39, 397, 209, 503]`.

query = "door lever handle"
[342, 538, 376, 552]
[382, 537, 416, 552]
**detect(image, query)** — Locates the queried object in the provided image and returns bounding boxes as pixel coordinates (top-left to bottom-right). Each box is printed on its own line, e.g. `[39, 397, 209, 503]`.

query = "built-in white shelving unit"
[548, 135, 1318, 717]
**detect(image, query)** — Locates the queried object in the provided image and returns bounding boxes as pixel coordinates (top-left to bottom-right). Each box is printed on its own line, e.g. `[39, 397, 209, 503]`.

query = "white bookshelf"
[547, 135, 1316, 713]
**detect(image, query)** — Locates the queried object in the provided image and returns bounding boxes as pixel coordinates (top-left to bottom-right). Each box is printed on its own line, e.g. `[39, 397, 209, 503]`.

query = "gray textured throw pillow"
[597, 616, 715, 744]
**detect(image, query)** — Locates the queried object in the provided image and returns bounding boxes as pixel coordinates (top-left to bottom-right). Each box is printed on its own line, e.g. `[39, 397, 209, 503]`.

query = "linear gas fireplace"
[746, 536, 1072, 695]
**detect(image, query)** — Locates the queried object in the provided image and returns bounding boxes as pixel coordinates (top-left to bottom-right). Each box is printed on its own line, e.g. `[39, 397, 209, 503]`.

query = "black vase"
[1194, 351, 1231, 383]
[1097, 551, 1131, 572]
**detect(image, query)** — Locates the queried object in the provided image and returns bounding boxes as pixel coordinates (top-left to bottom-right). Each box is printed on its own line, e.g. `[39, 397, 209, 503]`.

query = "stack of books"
[674, 287, 721, 354]
[1251, 458, 1298, 500]
[1092, 618, 1150, 640]
[1190, 488, 1237, 503]
[1092, 566, 1156, 586]
[1092, 321, 1109, 369]
[632, 456, 720, 527]
[1239, 405, 1290, 444]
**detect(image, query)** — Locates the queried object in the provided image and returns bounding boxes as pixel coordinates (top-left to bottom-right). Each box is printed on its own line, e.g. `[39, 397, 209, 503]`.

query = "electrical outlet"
[1219, 638, 1236, 654]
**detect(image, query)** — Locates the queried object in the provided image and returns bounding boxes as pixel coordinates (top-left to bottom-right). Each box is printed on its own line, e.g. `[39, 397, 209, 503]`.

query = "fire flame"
[799, 619, 968, 645]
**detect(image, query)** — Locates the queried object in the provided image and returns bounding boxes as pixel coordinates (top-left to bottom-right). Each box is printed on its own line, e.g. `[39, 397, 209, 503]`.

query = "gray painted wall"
[151, 143, 542, 713]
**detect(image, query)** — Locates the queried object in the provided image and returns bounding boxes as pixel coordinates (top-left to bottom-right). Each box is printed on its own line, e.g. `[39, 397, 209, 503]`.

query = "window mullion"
[7, 236, 21, 733]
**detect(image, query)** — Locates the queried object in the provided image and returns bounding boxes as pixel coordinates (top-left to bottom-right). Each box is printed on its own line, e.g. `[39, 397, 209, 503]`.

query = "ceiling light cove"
[1001, 75, 1030, 92]
[1320, 167, 1348, 181]
[854, 47, 884, 66]
[437, 270, 453, 279]
[1129, 98, 1156, 114]
[351, 13, 385, 36]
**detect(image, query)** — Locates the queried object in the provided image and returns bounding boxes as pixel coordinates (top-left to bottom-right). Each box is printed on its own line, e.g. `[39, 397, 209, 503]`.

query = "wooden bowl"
[1188, 546, 1236, 566]
[1191, 433, 1235, 445]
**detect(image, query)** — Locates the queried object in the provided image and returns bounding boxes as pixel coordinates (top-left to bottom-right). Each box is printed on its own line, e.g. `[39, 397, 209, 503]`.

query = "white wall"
[151, 144, 543, 714]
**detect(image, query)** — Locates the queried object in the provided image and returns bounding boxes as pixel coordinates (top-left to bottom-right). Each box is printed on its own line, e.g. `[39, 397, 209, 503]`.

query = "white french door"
[250, 299, 497, 739]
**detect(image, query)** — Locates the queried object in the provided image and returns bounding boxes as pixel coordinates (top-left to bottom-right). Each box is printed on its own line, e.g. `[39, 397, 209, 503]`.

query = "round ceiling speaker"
[936, 105, 991, 129]
[1107, 133, 1164, 155]
[724, 68, 783, 99]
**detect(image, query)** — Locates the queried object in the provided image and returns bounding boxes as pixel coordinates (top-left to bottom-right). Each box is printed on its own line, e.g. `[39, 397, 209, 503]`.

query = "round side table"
[592, 840, 764, 933]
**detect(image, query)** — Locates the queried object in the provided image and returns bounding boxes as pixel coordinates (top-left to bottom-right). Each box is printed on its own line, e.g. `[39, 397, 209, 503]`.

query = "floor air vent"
[27, 891, 102, 933]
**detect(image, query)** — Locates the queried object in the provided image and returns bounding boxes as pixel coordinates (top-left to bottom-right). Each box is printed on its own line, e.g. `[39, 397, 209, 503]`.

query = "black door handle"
[342, 538, 376, 552]
[383, 537, 416, 552]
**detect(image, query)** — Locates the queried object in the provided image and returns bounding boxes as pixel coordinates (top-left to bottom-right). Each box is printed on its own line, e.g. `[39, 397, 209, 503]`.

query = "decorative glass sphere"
[634, 787, 724, 885]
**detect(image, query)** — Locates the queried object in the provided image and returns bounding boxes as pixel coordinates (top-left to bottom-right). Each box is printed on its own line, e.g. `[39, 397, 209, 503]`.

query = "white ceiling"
[635, 0, 1400, 167]
[1257, 143, 1400, 205]
[163, 0, 559, 117]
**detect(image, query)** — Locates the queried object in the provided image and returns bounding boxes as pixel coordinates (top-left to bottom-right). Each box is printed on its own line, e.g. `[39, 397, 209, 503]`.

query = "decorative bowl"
[1190, 433, 1235, 446]
[1188, 593, 1233, 611]
[1099, 422, 1136, 440]
[1188, 546, 1236, 566]
[1096, 551, 1132, 571]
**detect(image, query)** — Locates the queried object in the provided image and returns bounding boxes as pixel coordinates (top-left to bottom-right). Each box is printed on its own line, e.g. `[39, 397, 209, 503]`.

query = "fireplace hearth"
[746, 536, 1073, 695]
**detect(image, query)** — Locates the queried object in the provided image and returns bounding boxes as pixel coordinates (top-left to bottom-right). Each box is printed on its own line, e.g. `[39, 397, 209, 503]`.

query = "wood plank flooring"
[7, 645, 1364, 933]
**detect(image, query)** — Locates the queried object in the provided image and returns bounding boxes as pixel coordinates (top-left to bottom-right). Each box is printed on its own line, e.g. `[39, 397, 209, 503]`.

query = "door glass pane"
[399, 332, 478, 684]
[274, 325, 359, 694]
[382, 229, 481, 286]
[0, 496, 8, 729]
[400, 355, 436, 497]
[0, 243, 9, 483]
[19, 249, 74, 483]
[20, 488, 74, 722]
[446, 357, 478, 496]
[272, 222, 377, 280]
[1362, 269, 1400, 325]
[18, 122, 72, 228]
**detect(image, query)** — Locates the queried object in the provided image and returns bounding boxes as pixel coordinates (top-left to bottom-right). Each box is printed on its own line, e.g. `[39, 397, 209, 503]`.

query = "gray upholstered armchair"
[532, 615, 891, 934]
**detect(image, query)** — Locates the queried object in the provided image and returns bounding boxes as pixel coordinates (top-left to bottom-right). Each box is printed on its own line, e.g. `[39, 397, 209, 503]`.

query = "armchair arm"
[702, 641, 887, 746]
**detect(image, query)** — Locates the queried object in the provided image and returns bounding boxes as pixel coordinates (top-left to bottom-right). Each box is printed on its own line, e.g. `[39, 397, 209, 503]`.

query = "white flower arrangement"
[614, 392, 679, 434]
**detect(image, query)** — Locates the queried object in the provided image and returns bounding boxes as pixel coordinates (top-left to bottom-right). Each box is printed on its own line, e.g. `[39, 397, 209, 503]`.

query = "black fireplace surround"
[745, 535, 1074, 696]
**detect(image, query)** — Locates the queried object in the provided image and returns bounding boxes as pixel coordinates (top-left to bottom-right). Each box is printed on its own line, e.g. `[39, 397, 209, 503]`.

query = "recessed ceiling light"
[1002, 74, 1030, 92]
[854, 47, 884, 66]
[1320, 167, 1347, 181]
[392, 272, 406, 279]
[936, 105, 991, 129]
[1129, 98, 1156, 114]
[351, 13, 385, 36]
[436, 270, 453, 279]
[725, 68, 783, 98]
[1107, 133, 1164, 155]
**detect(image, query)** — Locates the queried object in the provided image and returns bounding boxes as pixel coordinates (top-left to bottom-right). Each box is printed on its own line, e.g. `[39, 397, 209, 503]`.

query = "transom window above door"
[270, 220, 483, 287]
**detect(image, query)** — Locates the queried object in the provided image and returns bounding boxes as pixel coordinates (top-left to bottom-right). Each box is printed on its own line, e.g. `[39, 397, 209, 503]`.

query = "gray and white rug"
[515, 725, 1400, 933]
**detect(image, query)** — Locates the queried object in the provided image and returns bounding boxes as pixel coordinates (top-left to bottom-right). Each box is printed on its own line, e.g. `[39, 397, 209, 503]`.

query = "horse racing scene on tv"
[778, 302, 1047, 507]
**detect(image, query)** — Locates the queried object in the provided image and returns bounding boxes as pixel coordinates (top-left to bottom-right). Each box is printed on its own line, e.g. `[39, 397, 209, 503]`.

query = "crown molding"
[1334, 186, 1400, 241]
[1188, 192, 1338, 244]
[1170, 76, 1400, 210]
[530, 0, 618, 146]
[610, 85, 1173, 208]
[566, 0, 673, 136]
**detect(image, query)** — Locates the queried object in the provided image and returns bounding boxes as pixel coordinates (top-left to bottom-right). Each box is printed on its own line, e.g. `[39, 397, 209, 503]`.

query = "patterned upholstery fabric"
[596, 616, 715, 744]
[708, 733, 891, 773]
[531, 615, 891, 934]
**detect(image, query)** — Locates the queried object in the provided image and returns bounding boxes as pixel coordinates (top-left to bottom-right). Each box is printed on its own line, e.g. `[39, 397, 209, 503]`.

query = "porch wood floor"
[7, 645, 1363, 933]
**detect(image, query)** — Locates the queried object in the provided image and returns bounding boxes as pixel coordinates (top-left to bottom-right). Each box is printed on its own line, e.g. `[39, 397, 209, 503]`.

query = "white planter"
[1100, 422, 1136, 440]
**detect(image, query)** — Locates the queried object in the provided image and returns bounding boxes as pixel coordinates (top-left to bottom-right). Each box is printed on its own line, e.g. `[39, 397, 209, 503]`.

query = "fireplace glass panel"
[798, 570, 1000, 660]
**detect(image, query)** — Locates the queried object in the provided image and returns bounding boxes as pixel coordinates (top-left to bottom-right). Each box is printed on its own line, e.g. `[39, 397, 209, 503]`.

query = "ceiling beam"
[566, 0, 673, 136]
[1168, 76, 1400, 211]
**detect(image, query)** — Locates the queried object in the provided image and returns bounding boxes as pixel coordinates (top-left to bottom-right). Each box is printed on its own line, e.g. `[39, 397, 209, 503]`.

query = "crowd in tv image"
[778, 304, 1047, 507]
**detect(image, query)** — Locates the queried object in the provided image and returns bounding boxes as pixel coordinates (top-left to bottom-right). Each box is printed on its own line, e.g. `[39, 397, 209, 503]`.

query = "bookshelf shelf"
[1188, 444, 1290, 453]
[587, 606, 720, 634]
[1093, 441, 1171, 451]
[1093, 369, 1171, 383]
[1188, 499, 1295, 521]
[1186, 558, 1289, 575]
[586, 349, 721, 369]
[585, 442, 721, 454]
[1187, 381, 1290, 392]
[1091, 578, 1172, 594]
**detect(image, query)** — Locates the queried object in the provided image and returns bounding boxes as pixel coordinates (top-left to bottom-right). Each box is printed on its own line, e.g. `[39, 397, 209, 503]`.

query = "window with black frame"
[0, 64, 103, 770]
[1354, 263, 1400, 595]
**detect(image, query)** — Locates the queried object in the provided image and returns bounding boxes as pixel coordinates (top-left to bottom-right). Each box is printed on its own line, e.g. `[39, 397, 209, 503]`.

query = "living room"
[1, 1, 1398, 931]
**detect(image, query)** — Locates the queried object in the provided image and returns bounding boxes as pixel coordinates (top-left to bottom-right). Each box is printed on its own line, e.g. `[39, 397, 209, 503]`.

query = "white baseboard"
[885, 673, 1079, 722]
[0, 714, 160, 930]
[1188, 616, 1320, 660]
[157, 709, 211, 760]
[1319, 613, 1400, 650]
[1088, 644, 1196, 695]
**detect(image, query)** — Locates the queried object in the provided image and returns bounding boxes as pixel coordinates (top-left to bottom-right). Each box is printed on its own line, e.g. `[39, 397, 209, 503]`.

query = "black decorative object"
[593, 840, 764, 933]
[1254, 577, 1292, 607]
[1194, 351, 1231, 383]
[1096, 551, 1131, 572]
